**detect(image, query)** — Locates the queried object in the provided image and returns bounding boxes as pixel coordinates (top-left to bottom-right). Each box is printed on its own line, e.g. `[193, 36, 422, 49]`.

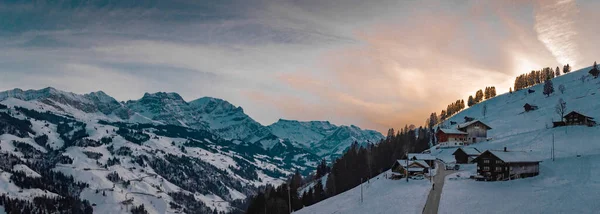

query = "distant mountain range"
[0, 87, 382, 213]
[0, 87, 383, 159]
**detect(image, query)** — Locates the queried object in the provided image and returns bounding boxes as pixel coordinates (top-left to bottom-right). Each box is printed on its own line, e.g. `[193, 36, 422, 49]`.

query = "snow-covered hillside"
[295, 171, 431, 214]
[298, 65, 600, 214]
[431, 65, 600, 213]
[0, 97, 299, 213]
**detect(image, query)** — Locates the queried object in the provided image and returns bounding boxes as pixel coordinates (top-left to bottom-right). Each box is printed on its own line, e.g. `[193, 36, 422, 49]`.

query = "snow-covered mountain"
[268, 119, 383, 158]
[0, 88, 382, 159]
[0, 96, 306, 213]
[0, 87, 381, 213]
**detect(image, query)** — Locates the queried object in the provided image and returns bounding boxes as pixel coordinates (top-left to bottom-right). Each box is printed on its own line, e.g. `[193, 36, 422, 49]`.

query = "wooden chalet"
[391, 159, 430, 179]
[472, 148, 541, 181]
[407, 153, 436, 169]
[564, 111, 596, 127]
[523, 103, 538, 112]
[452, 147, 481, 164]
[457, 120, 492, 144]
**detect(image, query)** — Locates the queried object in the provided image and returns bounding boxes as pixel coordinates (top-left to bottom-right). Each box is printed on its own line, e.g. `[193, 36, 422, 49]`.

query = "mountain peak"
[190, 96, 241, 113]
[137, 92, 186, 105]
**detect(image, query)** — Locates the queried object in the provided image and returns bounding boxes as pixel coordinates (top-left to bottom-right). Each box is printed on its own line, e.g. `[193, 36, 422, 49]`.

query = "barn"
[472, 148, 541, 181]
[523, 103, 538, 112]
[457, 120, 492, 144]
[452, 147, 481, 164]
[564, 111, 596, 127]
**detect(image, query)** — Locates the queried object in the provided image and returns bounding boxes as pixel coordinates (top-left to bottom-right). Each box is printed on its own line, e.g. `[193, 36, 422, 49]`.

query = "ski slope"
[295, 171, 431, 214]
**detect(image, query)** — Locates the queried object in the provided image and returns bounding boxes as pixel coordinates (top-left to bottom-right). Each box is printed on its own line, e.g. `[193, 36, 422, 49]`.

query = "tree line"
[513, 65, 570, 91]
[246, 127, 431, 214]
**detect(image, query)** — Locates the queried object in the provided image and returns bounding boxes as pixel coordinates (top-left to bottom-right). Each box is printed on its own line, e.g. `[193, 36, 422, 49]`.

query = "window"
[484, 159, 490, 164]
[495, 167, 502, 172]
[483, 166, 490, 171]
[496, 160, 503, 164]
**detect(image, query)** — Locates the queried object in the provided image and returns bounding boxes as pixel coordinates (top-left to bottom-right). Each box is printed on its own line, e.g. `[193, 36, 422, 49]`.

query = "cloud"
[534, 0, 580, 67]
[1, 0, 598, 134]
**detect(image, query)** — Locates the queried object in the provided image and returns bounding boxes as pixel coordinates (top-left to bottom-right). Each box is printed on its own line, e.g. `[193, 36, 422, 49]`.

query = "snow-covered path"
[423, 161, 454, 214]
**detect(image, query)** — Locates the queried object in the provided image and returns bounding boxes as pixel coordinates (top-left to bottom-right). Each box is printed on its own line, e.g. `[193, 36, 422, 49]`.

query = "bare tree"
[555, 98, 566, 121]
[558, 84, 566, 94]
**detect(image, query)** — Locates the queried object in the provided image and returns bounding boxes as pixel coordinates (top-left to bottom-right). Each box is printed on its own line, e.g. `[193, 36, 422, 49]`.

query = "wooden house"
[452, 147, 481, 164]
[564, 111, 596, 127]
[436, 128, 468, 143]
[523, 103, 538, 112]
[391, 159, 430, 178]
[407, 153, 436, 169]
[457, 120, 492, 144]
[472, 148, 541, 181]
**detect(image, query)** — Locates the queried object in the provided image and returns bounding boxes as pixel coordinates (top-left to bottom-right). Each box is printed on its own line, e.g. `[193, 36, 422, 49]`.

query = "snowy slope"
[0, 99, 303, 213]
[295, 171, 431, 214]
[440, 154, 600, 214]
[431, 65, 600, 213]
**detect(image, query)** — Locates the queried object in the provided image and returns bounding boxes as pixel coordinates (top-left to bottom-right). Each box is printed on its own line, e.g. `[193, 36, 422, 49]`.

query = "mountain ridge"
[0, 87, 383, 160]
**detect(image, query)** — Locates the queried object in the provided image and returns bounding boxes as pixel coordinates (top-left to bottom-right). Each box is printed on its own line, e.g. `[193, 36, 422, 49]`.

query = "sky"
[1, 0, 599, 133]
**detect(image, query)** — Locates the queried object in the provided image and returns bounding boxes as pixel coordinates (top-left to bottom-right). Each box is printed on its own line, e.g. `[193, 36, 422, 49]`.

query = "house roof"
[408, 153, 436, 161]
[564, 111, 594, 119]
[438, 128, 468, 135]
[452, 147, 481, 156]
[474, 150, 541, 163]
[457, 120, 492, 130]
[411, 160, 430, 168]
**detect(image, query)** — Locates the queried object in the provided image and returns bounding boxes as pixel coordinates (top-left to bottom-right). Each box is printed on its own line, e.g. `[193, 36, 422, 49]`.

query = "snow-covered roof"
[411, 160, 430, 168]
[453, 147, 481, 156]
[408, 153, 436, 161]
[457, 120, 492, 130]
[407, 168, 425, 172]
[438, 128, 468, 135]
[395, 160, 430, 168]
[484, 150, 541, 163]
[564, 111, 594, 119]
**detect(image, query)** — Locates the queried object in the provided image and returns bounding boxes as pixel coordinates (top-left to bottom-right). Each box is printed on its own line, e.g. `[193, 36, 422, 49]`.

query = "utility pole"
[552, 133, 555, 161]
[287, 185, 292, 214]
[406, 152, 409, 183]
[360, 178, 363, 203]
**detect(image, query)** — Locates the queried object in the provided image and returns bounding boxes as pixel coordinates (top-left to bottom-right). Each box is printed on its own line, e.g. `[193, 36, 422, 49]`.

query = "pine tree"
[468, 96, 475, 107]
[475, 89, 484, 103]
[589, 61, 599, 78]
[509, 87, 513, 94]
[543, 79, 554, 97]
[555, 66, 561, 76]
